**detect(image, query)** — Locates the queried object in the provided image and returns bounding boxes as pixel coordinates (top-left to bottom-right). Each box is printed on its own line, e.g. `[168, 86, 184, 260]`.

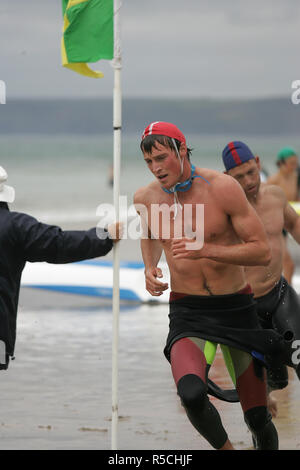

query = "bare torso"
[245, 184, 285, 297]
[138, 168, 247, 296]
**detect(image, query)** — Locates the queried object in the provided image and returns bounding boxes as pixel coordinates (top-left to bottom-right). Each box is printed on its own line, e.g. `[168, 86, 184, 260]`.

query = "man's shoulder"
[134, 181, 160, 204]
[194, 167, 231, 188]
[9, 210, 37, 222]
[0, 210, 40, 245]
[201, 168, 240, 192]
[194, 168, 245, 210]
[266, 172, 281, 185]
[261, 182, 286, 202]
[7, 211, 47, 236]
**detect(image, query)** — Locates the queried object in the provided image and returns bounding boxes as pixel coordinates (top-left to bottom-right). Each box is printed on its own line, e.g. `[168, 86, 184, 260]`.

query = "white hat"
[0, 166, 15, 203]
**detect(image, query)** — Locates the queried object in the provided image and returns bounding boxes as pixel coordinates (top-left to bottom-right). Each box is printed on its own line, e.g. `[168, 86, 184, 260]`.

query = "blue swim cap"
[222, 141, 255, 171]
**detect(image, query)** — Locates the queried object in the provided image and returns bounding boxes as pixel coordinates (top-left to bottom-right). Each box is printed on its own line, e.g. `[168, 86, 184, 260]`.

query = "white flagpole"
[111, 0, 122, 451]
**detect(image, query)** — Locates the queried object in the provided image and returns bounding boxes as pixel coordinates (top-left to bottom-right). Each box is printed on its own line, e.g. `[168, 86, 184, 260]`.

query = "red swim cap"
[141, 121, 186, 144]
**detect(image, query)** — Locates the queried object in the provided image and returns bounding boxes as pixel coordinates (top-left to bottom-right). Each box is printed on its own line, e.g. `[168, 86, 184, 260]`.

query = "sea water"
[1, 132, 298, 233]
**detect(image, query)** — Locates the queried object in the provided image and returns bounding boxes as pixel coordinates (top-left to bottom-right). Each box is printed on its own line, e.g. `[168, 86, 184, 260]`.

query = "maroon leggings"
[171, 337, 267, 412]
[170, 337, 269, 449]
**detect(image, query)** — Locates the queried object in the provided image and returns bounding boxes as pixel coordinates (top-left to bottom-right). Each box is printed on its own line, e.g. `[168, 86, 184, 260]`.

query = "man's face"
[143, 141, 183, 189]
[227, 158, 261, 198]
[282, 155, 298, 172]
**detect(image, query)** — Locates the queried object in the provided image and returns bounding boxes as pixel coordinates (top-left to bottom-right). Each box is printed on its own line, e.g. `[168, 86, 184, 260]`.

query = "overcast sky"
[1, 0, 300, 99]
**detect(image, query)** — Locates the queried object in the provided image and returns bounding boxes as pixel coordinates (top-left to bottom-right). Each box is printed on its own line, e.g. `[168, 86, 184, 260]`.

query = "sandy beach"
[0, 281, 299, 451]
[1, 228, 300, 451]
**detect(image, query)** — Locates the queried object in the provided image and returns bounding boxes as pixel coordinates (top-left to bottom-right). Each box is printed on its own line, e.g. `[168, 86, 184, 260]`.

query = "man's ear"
[255, 156, 261, 170]
[179, 142, 188, 157]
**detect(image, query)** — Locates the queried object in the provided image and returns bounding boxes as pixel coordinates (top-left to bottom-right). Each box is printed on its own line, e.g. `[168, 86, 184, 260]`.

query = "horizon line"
[5, 94, 291, 102]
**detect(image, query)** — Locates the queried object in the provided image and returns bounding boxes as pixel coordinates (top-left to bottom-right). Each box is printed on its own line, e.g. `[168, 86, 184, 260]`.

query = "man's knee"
[245, 406, 270, 430]
[244, 406, 278, 450]
[177, 374, 207, 410]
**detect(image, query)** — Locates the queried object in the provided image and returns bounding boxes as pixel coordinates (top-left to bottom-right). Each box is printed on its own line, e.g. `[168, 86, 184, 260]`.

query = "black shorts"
[164, 290, 284, 369]
[255, 277, 300, 370]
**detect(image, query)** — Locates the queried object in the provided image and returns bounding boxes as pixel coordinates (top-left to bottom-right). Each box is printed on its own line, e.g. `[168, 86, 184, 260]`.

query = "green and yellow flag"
[61, 0, 114, 78]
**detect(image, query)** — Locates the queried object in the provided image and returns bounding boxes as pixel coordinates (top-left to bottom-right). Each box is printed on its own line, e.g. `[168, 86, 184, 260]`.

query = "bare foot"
[267, 393, 278, 418]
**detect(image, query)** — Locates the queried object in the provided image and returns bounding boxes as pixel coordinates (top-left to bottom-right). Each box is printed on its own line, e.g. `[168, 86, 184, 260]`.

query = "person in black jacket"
[0, 166, 122, 370]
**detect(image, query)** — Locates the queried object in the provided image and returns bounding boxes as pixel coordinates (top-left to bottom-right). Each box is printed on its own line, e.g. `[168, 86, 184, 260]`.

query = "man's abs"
[165, 254, 247, 296]
[245, 256, 283, 298]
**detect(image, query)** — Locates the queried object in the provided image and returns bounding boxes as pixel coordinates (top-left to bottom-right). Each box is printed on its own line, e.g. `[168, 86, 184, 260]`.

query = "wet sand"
[0, 288, 299, 450]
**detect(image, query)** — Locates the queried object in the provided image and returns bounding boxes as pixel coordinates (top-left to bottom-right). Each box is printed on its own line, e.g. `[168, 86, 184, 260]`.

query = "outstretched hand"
[107, 221, 124, 242]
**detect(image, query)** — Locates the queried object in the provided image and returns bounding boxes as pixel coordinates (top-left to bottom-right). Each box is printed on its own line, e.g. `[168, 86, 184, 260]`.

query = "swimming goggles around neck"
[162, 164, 210, 194]
[161, 164, 210, 219]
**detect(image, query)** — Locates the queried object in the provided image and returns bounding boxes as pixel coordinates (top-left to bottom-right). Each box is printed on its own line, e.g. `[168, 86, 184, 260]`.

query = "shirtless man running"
[267, 147, 300, 283]
[134, 122, 282, 450]
[222, 141, 300, 409]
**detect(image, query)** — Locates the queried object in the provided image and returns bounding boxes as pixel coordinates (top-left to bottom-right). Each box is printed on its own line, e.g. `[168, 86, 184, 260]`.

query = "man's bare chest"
[145, 195, 229, 242]
[254, 200, 284, 237]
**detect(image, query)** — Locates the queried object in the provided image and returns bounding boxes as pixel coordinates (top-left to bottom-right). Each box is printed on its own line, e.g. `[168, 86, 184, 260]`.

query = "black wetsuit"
[255, 276, 300, 388]
[164, 289, 282, 450]
[0, 203, 113, 369]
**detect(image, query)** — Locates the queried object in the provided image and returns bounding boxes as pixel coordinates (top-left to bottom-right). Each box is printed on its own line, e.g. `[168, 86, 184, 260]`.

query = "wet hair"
[140, 135, 192, 161]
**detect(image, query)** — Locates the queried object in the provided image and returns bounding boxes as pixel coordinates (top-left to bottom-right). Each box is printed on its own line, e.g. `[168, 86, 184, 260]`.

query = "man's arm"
[141, 238, 168, 296]
[13, 212, 122, 263]
[134, 188, 168, 296]
[172, 176, 271, 266]
[141, 237, 163, 269]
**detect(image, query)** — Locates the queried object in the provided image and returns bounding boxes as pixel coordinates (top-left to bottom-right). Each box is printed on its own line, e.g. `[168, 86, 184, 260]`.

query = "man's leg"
[170, 337, 233, 450]
[228, 346, 278, 450]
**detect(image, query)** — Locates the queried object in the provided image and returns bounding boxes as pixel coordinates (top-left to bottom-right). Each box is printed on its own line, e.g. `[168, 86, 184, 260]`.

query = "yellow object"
[289, 201, 300, 215]
[61, 0, 113, 78]
[203, 341, 236, 386]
